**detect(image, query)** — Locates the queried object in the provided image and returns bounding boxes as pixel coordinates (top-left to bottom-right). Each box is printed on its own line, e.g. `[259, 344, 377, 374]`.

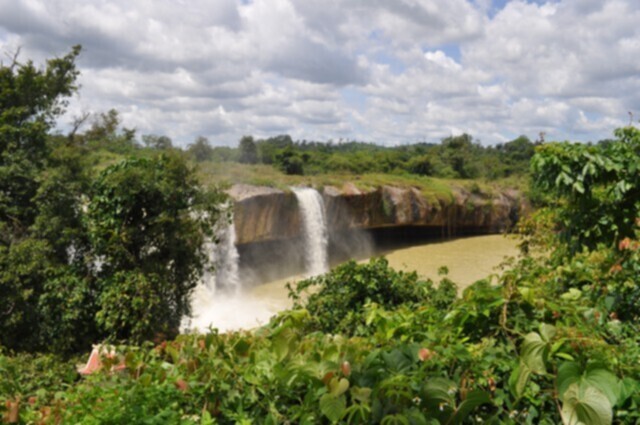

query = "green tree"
[87, 153, 225, 342]
[0, 45, 81, 235]
[238, 135, 258, 164]
[406, 154, 435, 176]
[0, 46, 91, 352]
[187, 136, 213, 162]
[531, 126, 640, 253]
[0, 47, 228, 353]
[440, 133, 479, 178]
[275, 146, 304, 175]
[81, 109, 137, 153]
[257, 134, 293, 164]
[142, 134, 173, 150]
[503, 135, 535, 163]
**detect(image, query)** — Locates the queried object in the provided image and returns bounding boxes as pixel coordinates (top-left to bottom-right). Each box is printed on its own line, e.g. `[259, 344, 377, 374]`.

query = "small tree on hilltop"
[188, 136, 213, 162]
[238, 135, 258, 164]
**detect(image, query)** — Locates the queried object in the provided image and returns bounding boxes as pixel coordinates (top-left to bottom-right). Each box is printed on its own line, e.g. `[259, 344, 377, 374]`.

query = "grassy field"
[196, 160, 528, 202]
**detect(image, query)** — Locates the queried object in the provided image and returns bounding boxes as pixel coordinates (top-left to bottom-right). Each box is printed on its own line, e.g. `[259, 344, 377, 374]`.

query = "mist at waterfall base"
[182, 217, 286, 333]
[183, 187, 371, 333]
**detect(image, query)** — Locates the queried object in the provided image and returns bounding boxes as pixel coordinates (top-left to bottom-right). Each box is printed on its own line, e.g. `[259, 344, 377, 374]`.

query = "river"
[187, 234, 520, 332]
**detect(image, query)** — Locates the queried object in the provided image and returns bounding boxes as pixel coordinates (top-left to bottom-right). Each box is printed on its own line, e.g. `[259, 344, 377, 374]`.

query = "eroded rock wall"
[229, 183, 527, 245]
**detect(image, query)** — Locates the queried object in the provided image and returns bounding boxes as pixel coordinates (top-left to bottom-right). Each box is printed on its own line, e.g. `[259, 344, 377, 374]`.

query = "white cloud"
[0, 0, 638, 145]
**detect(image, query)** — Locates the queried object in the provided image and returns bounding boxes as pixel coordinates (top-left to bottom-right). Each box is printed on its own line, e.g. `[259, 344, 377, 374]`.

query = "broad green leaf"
[509, 361, 532, 399]
[330, 377, 350, 397]
[561, 288, 582, 301]
[618, 378, 639, 407]
[320, 393, 346, 423]
[521, 332, 547, 374]
[561, 383, 612, 425]
[558, 364, 620, 407]
[539, 323, 556, 342]
[350, 386, 372, 404]
[558, 362, 582, 398]
[404, 409, 428, 425]
[272, 330, 292, 361]
[423, 377, 457, 407]
[451, 390, 492, 424]
[582, 369, 619, 407]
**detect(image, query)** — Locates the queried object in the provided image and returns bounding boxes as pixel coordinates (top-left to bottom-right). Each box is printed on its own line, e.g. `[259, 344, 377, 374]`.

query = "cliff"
[228, 183, 527, 245]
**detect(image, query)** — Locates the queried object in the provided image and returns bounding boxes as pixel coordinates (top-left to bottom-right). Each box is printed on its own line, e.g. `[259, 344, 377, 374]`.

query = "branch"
[68, 111, 91, 142]
[3, 46, 22, 71]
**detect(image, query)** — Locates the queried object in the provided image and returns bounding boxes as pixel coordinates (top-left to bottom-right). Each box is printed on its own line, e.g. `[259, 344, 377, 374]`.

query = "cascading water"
[292, 187, 329, 276]
[183, 217, 246, 333]
[213, 219, 241, 296]
[185, 214, 286, 332]
[184, 189, 331, 333]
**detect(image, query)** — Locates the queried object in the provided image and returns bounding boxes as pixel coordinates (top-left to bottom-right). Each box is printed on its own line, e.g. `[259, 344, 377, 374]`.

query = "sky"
[0, 0, 638, 147]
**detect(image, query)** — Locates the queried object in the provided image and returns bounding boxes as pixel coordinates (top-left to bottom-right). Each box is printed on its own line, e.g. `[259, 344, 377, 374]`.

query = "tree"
[503, 135, 535, 163]
[257, 134, 293, 164]
[0, 46, 89, 352]
[87, 153, 225, 342]
[440, 133, 479, 178]
[0, 45, 81, 235]
[406, 154, 435, 176]
[531, 126, 640, 254]
[238, 135, 258, 164]
[187, 136, 213, 162]
[275, 146, 304, 175]
[142, 134, 173, 150]
[0, 47, 227, 353]
[81, 109, 137, 153]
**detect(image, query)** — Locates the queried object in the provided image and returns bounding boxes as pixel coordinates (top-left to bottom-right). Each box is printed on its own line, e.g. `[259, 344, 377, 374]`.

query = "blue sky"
[0, 0, 638, 146]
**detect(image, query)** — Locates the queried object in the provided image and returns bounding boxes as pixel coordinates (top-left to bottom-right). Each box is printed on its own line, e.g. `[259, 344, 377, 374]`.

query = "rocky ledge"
[228, 183, 528, 245]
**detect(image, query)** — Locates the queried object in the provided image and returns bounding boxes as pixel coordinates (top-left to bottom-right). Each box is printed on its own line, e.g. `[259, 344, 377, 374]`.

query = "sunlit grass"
[195, 161, 525, 203]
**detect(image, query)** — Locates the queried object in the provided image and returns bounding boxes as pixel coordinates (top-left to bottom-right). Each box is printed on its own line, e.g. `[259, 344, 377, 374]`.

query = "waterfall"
[292, 187, 329, 276]
[213, 219, 241, 295]
[183, 216, 244, 332]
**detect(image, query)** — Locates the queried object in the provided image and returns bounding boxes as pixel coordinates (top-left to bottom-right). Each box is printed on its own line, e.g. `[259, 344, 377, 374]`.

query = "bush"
[288, 257, 456, 335]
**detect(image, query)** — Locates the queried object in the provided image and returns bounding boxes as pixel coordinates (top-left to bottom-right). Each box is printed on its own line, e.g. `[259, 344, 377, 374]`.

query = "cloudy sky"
[1, 0, 638, 147]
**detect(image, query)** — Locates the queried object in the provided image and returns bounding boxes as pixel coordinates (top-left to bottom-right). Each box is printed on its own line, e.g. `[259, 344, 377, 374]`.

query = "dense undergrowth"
[2, 240, 640, 423]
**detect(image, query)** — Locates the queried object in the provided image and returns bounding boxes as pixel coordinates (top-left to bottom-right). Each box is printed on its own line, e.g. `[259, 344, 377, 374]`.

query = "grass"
[195, 161, 527, 202]
[83, 151, 526, 202]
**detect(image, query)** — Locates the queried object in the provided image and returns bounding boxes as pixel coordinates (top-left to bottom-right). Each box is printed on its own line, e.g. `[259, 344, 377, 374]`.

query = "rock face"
[229, 183, 527, 245]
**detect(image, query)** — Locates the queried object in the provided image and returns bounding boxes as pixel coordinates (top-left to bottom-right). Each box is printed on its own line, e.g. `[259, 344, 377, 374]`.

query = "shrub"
[288, 257, 456, 335]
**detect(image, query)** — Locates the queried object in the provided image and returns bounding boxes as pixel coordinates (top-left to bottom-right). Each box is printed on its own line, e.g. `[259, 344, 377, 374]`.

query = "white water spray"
[184, 217, 251, 333]
[292, 187, 329, 276]
[213, 220, 241, 295]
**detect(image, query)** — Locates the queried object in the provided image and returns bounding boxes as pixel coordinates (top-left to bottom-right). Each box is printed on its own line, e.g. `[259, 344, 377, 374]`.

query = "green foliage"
[0, 45, 81, 235]
[0, 46, 229, 354]
[87, 154, 225, 343]
[207, 132, 535, 180]
[238, 135, 258, 164]
[275, 146, 305, 175]
[142, 133, 174, 150]
[288, 258, 453, 336]
[531, 126, 640, 253]
[187, 136, 214, 162]
[81, 109, 138, 153]
[2, 45, 639, 425]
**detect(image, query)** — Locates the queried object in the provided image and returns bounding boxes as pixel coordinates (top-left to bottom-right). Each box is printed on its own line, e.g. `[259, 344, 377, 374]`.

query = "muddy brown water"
[186, 235, 520, 332]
